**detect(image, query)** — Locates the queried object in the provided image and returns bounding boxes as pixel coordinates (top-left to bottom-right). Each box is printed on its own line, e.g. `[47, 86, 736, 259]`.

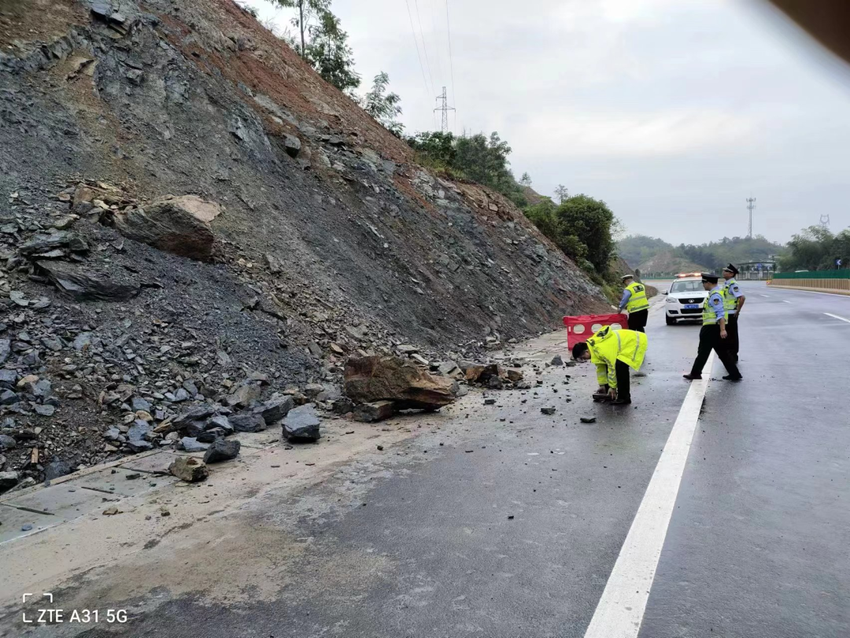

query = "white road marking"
[583, 354, 715, 638]
[782, 300, 792, 304]
[824, 312, 850, 324]
[760, 294, 770, 298]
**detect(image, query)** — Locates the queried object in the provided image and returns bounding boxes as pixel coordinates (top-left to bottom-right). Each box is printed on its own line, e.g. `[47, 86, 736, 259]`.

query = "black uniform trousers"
[726, 314, 739, 361]
[690, 324, 741, 378]
[615, 360, 631, 401]
[627, 309, 648, 333]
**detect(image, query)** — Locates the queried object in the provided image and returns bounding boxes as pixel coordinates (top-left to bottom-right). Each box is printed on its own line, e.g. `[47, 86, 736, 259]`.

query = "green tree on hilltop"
[362, 72, 403, 136]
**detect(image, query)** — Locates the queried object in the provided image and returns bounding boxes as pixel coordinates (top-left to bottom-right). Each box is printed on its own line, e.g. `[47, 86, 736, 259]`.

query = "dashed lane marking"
[824, 313, 850, 324]
[583, 353, 715, 638]
[760, 294, 770, 298]
[782, 300, 792, 304]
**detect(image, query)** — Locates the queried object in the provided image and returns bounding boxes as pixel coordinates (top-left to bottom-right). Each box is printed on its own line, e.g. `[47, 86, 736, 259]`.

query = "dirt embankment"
[0, 0, 606, 484]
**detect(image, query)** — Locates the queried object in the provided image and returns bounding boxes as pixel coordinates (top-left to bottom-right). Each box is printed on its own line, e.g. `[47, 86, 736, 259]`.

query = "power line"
[429, 0, 444, 89]
[445, 0, 457, 129]
[404, 0, 433, 99]
[413, 0, 436, 98]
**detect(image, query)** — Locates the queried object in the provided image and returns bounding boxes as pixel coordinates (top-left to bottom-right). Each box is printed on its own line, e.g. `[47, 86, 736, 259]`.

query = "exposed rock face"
[112, 196, 221, 261]
[0, 0, 607, 483]
[344, 356, 456, 410]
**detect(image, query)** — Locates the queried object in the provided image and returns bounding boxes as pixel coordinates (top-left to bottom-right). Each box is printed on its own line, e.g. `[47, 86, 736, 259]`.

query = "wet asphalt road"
[52, 284, 850, 637]
[640, 283, 850, 638]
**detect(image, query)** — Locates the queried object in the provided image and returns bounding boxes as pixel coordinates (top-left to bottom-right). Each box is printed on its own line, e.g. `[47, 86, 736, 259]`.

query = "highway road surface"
[1, 282, 848, 638]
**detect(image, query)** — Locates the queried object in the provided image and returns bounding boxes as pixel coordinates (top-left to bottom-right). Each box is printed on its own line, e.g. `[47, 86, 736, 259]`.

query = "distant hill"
[618, 235, 674, 269]
[638, 251, 708, 277]
[619, 234, 786, 275]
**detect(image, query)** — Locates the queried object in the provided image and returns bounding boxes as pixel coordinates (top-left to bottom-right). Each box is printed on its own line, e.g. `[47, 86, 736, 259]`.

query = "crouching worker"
[571, 326, 648, 406]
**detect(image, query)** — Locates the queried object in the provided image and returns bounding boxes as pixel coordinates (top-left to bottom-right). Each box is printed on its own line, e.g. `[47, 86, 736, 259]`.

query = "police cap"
[723, 263, 739, 275]
[701, 273, 719, 284]
[621, 273, 635, 281]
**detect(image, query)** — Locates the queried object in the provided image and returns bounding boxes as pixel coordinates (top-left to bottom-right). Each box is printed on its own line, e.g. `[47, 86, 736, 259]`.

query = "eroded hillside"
[0, 0, 606, 482]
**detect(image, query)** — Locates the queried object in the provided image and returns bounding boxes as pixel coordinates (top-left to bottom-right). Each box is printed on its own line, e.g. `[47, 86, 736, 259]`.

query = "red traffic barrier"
[563, 313, 628, 350]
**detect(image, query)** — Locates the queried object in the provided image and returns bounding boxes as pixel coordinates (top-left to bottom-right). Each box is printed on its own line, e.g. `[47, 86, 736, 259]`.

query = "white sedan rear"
[664, 277, 708, 325]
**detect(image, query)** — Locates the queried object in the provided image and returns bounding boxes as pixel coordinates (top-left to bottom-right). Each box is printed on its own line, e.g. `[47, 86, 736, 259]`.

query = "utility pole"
[746, 197, 756, 239]
[434, 86, 455, 133]
[820, 214, 831, 229]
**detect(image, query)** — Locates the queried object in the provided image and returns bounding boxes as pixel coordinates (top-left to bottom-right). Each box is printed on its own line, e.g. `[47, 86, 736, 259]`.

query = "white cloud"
[514, 108, 755, 157]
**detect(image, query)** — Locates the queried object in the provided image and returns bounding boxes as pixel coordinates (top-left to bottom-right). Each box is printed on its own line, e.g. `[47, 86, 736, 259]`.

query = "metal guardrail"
[772, 269, 850, 280]
[769, 278, 850, 293]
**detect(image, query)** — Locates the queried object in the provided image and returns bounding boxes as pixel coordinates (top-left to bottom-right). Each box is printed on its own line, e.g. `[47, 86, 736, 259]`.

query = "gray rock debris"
[203, 439, 241, 463]
[282, 404, 321, 442]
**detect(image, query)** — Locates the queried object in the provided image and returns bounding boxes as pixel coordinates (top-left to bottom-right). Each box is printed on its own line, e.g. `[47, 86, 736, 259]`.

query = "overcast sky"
[245, 0, 850, 245]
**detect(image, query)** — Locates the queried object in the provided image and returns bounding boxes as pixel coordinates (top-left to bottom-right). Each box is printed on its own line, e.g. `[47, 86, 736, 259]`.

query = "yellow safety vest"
[722, 278, 739, 314]
[702, 290, 727, 325]
[625, 282, 649, 313]
[587, 326, 648, 389]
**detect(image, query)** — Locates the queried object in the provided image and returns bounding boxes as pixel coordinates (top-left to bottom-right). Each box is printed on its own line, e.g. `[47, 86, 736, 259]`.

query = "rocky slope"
[0, 0, 606, 485]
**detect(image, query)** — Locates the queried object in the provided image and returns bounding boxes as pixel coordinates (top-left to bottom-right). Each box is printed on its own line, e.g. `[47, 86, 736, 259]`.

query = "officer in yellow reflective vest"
[722, 263, 746, 362]
[571, 325, 648, 405]
[618, 274, 650, 332]
[683, 274, 742, 381]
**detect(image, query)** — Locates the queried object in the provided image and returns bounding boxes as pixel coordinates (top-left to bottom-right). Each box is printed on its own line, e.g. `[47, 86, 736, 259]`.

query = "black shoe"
[683, 373, 701, 380]
[611, 398, 632, 405]
[722, 375, 743, 381]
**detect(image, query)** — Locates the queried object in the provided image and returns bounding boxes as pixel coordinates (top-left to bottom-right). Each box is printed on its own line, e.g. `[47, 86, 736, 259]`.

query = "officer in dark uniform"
[722, 264, 745, 361]
[683, 274, 742, 381]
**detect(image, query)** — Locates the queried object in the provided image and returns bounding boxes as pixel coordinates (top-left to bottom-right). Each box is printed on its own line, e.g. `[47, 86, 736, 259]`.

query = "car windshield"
[671, 280, 703, 293]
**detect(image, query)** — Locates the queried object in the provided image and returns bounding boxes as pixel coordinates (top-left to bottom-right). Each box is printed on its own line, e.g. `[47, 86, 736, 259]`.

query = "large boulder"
[344, 356, 456, 410]
[282, 404, 321, 442]
[36, 261, 140, 302]
[112, 195, 222, 261]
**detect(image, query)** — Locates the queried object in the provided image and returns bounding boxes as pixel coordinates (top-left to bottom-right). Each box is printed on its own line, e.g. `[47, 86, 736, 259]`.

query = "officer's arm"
[737, 293, 746, 314]
[595, 363, 608, 387]
[716, 297, 728, 335]
[618, 289, 631, 312]
[605, 356, 618, 389]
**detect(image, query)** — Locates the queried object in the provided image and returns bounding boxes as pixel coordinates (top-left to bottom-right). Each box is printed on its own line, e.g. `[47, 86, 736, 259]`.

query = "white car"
[664, 277, 708, 325]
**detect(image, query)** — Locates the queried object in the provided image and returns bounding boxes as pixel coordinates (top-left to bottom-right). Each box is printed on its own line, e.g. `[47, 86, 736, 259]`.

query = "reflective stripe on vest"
[722, 278, 738, 314]
[625, 282, 649, 312]
[702, 292, 727, 325]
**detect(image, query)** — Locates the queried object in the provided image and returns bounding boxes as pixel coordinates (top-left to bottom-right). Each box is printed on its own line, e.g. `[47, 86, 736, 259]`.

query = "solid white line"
[824, 312, 850, 324]
[583, 353, 714, 638]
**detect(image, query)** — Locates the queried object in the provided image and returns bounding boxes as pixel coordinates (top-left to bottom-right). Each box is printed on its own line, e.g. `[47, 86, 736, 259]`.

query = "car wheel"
[665, 315, 676, 326]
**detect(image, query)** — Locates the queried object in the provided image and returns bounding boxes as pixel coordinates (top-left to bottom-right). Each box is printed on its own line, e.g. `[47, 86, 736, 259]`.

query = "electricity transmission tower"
[820, 214, 831, 229]
[434, 86, 455, 133]
[746, 197, 756, 238]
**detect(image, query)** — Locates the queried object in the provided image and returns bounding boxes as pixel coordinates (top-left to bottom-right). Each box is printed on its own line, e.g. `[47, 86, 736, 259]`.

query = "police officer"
[572, 325, 648, 405]
[722, 263, 745, 362]
[683, 274, 742, 381]
[619, 274, 650, 333]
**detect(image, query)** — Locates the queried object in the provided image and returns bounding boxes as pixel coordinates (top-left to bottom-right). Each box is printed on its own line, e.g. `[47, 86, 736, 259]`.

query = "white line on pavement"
[760, 294, 770, 298]
[782, 300, 792, 304]
[824, 313, 850, 324]
[583, 353, 715, 638]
